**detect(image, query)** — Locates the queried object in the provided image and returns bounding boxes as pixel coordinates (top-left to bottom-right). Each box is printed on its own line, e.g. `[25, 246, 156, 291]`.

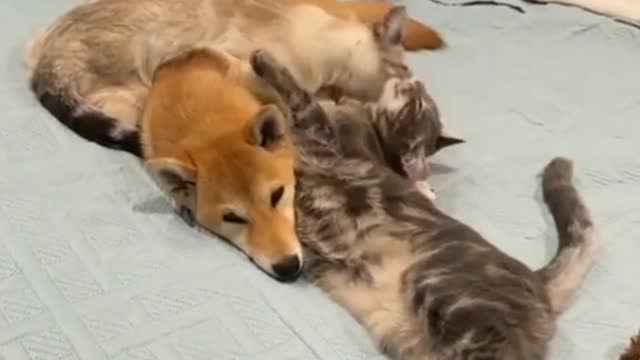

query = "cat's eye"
[222, 211, 247, 224]
[271, 186, 285, 208]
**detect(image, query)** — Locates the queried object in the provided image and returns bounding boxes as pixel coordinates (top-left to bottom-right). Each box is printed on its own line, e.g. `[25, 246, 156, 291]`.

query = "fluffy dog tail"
[35, 88, 142, 157]
[26, 25, 142, 157]
[29, 72, 142, 157]
[536, 157, 600, 314]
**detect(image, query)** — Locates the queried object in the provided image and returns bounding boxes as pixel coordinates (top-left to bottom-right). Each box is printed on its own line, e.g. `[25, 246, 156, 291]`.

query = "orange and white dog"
[25, 0, 445, 280]
[142, 48, 301, 281]
[25, 0, 445, 156]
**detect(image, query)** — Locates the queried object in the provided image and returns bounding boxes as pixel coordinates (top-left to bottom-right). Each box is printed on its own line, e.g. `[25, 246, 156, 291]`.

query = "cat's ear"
[247, 105, 287, 151]
[373, 6, 407, 48]
[434, 134, 465, 152]
[145, 158, 197, 217]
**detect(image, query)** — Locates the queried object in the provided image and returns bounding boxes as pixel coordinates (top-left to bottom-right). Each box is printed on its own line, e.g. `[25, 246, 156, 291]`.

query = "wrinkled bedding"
[1, 0, 639, 359]
[522, 0, 640, 27]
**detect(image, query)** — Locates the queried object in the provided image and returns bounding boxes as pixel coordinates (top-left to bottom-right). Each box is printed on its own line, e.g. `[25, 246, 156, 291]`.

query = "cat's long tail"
[536, 157, 600, 315]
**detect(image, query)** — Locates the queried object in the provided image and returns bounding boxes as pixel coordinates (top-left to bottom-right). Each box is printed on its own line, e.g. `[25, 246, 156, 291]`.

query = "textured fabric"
[1, 0, 639, 359]
[523, 0, 640, 27]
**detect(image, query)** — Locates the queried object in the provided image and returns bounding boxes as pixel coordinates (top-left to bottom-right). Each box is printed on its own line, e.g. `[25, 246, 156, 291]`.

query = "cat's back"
[327, 102, 387, 164]
[399, 223, 554, 359]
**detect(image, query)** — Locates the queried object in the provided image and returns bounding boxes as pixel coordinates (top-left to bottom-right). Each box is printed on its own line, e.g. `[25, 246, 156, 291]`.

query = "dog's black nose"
[272, 255, 302, 282]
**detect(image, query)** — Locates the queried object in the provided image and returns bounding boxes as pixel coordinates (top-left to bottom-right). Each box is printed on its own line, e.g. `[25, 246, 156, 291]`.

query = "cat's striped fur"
[316, 77, 464, 200]
[250, 49, 600, 360]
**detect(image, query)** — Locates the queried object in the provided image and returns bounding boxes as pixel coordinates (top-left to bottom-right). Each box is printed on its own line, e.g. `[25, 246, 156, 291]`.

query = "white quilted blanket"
[1, 0, 639, 359]
[525, 0, 640, 27]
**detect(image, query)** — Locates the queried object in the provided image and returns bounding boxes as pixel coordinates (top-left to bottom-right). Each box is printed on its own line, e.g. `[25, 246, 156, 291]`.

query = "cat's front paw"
[250, 49, 276, 78]
[415, 180, 437, 201]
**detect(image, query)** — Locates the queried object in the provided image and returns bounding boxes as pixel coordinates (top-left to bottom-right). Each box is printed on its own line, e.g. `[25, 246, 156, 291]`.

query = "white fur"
[545, 225, 601, 313]
[415, 180, 437, 200]
[378, 78, 409, 112]
[318, 239, 425, 354]
[83, 86, 146, 137]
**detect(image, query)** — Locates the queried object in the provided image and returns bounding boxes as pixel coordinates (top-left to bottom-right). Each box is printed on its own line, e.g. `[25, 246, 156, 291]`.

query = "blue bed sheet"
[1, 1, 639, 359]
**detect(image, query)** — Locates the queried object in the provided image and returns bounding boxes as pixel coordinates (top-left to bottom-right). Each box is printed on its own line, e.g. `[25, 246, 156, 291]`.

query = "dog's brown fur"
[142, 48, 301, 281]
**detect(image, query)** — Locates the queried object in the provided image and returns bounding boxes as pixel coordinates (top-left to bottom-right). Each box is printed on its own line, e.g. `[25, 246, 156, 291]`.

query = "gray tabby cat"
[326, 78, 464, 200]
[249, 49, 600, 360]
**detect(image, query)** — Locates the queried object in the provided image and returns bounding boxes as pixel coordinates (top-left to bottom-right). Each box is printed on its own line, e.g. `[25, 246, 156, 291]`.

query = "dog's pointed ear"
[435, 134, 465, 152]
[145, 157, 197, 212]
[373, 6, 407, 48]
[248, 105, 286, 150]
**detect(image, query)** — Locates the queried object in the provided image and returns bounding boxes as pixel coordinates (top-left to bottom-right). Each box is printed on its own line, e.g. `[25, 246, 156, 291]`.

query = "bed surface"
[1, 0, 639, 359]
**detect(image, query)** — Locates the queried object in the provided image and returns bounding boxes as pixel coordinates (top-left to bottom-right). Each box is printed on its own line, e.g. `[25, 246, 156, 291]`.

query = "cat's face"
[375, 77, 464, 182]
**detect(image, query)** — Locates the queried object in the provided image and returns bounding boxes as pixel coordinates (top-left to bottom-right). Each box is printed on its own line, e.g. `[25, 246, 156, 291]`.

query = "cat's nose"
[406, 77, 425, 96]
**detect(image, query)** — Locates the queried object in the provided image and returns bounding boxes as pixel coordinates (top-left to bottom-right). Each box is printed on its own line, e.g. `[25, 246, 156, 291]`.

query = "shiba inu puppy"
[25, 0, 443, 156]
[142, 48, 301, 282]
[250, 49, 601, 359]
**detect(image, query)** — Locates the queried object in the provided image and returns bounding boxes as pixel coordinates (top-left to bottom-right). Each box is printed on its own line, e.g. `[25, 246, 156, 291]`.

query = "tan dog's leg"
[296, 0, 445, 50]
[342, 1, 445, 50]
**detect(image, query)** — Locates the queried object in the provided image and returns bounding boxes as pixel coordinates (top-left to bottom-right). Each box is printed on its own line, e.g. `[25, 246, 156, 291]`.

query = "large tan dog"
[25, 0, 444, 156]
[142, 48, 301, 281]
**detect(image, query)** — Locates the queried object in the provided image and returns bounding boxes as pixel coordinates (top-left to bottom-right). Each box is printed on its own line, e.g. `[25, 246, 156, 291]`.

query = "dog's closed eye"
[271, 186, 285, 208]
[222, 211, 247, 224]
